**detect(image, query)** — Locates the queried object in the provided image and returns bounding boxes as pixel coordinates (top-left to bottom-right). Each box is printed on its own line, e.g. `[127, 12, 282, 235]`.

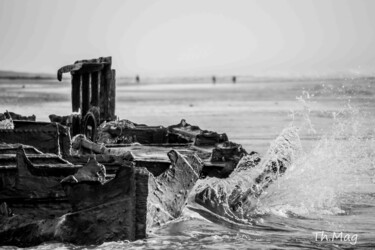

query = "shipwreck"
[0, 57, 300, 247]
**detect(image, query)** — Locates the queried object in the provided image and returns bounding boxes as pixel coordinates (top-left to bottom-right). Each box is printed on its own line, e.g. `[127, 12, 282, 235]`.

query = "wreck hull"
[0, 145, 206, 246]
[59, 166, 138, 244]
[0, 167, 136, 246]
[0, 147, 78, 199]
[0, 146, 79, 223]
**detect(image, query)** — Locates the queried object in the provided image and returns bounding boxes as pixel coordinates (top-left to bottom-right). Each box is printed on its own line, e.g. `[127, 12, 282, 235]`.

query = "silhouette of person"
[135, 75, 140, 84]
[212, 76, 216, 84]
[232, 76, 236, 84]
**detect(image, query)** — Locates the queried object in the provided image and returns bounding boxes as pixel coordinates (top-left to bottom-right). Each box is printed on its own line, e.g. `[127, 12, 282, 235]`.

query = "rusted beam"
[81, 73, 90, 117]
[91, 71, 100, 107]
[58, 63, 104, 81]
[71, 74, 81, 113]
[60, 160, 137, 243]
[99, 66, 107, 122]
[58, 63, 82, 81]
[108, 69, 116, 120]
[99, 67, 111, 121]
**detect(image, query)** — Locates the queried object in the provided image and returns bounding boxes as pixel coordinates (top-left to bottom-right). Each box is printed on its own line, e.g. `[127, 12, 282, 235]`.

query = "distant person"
[135, 75, 140, 84]
[232, 76, 236, 84]
[212, 76, 216, 84]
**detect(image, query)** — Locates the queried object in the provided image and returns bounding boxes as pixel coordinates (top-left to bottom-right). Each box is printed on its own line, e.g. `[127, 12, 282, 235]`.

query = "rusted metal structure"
[57, 56, 116, 140]
[0, 56, 300, 247]
[0, 121, 71, 157]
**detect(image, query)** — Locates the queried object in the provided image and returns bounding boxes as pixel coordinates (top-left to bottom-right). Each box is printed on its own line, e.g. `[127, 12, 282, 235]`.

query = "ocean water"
[2, 78, 375, 249]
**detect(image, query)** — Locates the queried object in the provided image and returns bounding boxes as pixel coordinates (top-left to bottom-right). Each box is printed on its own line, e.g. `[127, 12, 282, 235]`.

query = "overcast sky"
[0, 0, 374, 76]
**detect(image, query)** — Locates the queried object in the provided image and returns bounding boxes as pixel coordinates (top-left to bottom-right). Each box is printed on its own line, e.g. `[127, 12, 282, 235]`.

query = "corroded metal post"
[71, 74, 81, 113]
[91, 71, 100, 107]
[57, 56, 116, 139]
[81, 73, 90, 117]
[108, 69, 116, 121]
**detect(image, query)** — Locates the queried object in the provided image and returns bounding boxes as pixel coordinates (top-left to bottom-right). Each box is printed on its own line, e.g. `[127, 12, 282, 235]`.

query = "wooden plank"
[81, 73, 90, 116]
[71, 74, 81, 112]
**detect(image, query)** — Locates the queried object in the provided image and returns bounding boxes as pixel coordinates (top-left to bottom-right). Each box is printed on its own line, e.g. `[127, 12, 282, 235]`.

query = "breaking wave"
[256, 94, 375, 219]
[188, 89, 375, 226]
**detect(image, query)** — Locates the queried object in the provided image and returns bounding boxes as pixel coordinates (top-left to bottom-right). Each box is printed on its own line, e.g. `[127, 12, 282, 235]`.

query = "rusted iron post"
[100, 60, 111, 121]
[71, 74, 81, 112]
[91, 71, 100, 107]
[57, 56, 115, 139]
[81, 73, 90, 117]
[108, 69, 116, 121]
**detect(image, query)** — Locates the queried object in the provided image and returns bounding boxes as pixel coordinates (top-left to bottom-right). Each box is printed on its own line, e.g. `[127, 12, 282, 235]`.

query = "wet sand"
[1, 77, 374, 154]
